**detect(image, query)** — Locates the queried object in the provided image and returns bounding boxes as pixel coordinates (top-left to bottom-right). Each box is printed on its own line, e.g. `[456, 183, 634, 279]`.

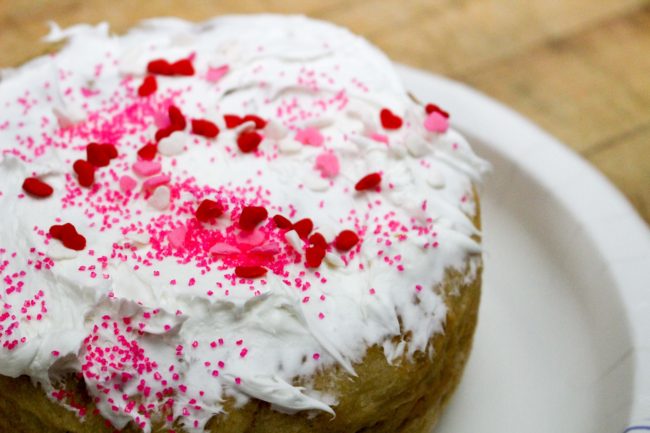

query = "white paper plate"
[396, 65, 650, 433]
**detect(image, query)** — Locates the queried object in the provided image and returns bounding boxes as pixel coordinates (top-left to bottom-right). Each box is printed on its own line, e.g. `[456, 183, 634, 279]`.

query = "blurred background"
[1, 0, 649, 223]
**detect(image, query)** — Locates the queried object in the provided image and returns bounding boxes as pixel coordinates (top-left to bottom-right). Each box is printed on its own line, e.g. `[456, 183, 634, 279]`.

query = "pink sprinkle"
[313, 353, 320, 360]
[133, 160, 162, 177]
[142, 174, 170, 192]
[314, 151, 340, 178]
[295, 127, 324, 146]
[318, 312, 325, 320]
[369, 133, 389, 144]
[206, 64, 229, 82]
[119, 175, 137, 192]
[167, 225, 187, 248]
[424, 112, 449, 133]
[192, 340, 199, 348]
[369, 288, 376, 295]
[240, 348, 248, 358]
[51, 350, 60, 357]
[209, 243, 240, 255]
[212, 370, 219, 377]
[235, 377, 241, 385]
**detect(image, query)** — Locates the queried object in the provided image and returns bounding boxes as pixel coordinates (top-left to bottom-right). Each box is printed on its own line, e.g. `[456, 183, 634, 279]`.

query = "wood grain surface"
[1, 0, 649, 223]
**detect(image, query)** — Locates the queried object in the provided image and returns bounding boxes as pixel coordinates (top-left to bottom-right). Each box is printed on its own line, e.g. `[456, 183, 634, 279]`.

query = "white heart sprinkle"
[303, 174, 330, 192]
[324, 252, 344, 268]
[405, 134, 430, 157]
[158, 131, 187, 156]
[284, 230, 304, 253]
[147, 186, 171, 210]
[426, 170, 445, 189]
[278, 138, 302, 154]
[263, 119, 288, 140]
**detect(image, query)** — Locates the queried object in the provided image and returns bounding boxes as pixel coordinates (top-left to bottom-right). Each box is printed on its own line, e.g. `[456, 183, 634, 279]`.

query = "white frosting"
[0, 15, 488, 432]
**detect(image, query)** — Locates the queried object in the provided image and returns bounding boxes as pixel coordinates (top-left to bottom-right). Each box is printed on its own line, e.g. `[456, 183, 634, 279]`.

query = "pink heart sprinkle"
[142, 174, 170, 193]
[236, 229, 266, 248]
[119, 175, 137, 192]
[209, 243, 240, 255]
[369, 133, 389, 144]
[295, 127, 324, 147]
[249, 242, 281, 255]
[315, 151, 340, 178]
[424, 112, 449, 133]
[133, 160, 162, 177]
[167, 225, 187, 248]
[206, 65, 229, 83]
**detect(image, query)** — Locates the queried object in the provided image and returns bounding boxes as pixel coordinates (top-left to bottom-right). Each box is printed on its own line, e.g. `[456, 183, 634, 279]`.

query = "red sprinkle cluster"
[239, 206, 268, 231]
[380, 108, 403, 130]
[425, 103, 450, 118]
[147, 58, 195, 76]
[22, 177, 53, 198]
[195, 199, 224, 222]
[49, 223, 86, 251]
[355, 173, 382, 191]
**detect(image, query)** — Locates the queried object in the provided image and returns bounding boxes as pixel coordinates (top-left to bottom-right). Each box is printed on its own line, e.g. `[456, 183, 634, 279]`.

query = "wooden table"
[2, 0, 649, 224]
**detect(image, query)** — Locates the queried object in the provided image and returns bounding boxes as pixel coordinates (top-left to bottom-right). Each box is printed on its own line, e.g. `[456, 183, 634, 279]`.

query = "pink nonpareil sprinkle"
[206, 65, 230, 82]
[314, 151, 340, 178]
[133, 160, 162, 177]
[424, 111, 449, 133]
[295, 127, 324, 147]
[119, 175, 137, 192]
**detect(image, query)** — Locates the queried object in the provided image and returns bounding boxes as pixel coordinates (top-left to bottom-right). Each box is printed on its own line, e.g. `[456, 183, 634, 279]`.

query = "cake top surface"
[0, 14, 486, 432]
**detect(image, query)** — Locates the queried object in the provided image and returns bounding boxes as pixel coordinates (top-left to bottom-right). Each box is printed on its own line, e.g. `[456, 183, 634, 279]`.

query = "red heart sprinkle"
[237, 131, 263, 153]
[168, 105, 187, 131]
[308, 232, 328, 249]
[196, 199, 224, 222]
[239, 206, 268, 231]
[272, 214, 293, 230]
[224, 114, 244, 129]
[425, 103, 450, 118]
[86, 143, 118, 167]
[138, 75, 158, 97]
[380, 108, 403, 130]
[73, 159, 95, 187]
[49, 223, 86, 251]
[293, 218, 313, 240]
[242, 114, 267, 129]
[147, 59, 173, 76]
[22, 177, 53, 198]
[355, 173, 382, 191]
[137, 143, 158, 160]
[170, 59, 195, 76]
[235, 266, 267, 279]
[191, 119, 220, 138]
[305, 245, 326, 268]
[335, 230, 359, 251]
[155, 127, 174, 142]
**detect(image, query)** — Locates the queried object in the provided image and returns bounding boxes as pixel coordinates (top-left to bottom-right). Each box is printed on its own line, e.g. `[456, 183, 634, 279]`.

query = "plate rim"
[395, 64, 650, 429]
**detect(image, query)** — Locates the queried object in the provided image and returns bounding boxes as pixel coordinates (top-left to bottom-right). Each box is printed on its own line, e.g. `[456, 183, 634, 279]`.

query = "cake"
[0, 15, 488, 433]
